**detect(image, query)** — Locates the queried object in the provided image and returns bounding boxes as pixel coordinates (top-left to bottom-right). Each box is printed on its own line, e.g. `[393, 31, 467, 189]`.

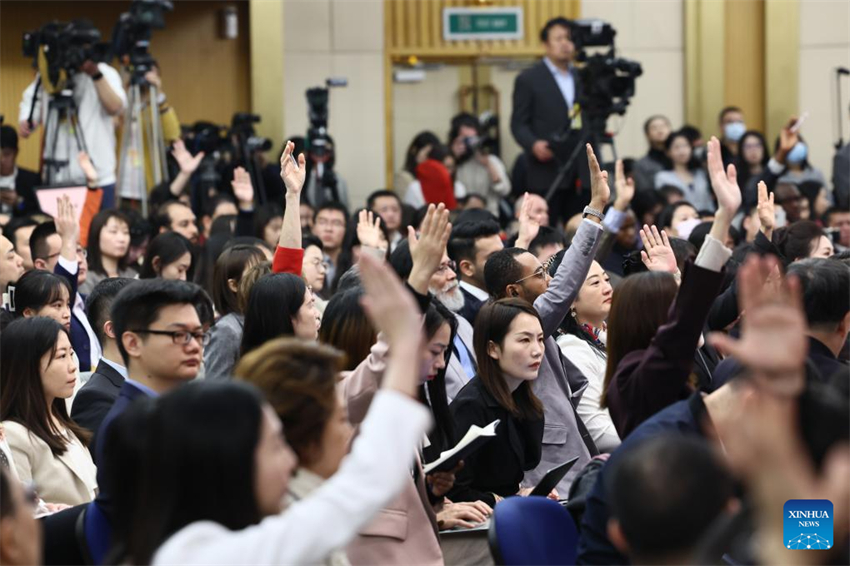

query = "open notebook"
[423, 419, 500, 474]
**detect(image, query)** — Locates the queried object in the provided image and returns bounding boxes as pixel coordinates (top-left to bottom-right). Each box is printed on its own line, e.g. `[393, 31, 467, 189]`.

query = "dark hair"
[253, 203, 283, 244]
[313, 201, 349, 223]
[668, 237, 697, 271]
[212, 244, 265, 316]
[632, 191, 665, 225]
[606, 435, 734, 560]
[656, 201, 697, 232]
[301, 234, 323, 252]
[111, 381, 266, 564]
[657, 184, 685, 204]
[139, 232, 194, 280]
[484, 247, 527, 298]
[824, 206, 850, 226]
[240, 273, 307, 356]
[548, 248, 607, 357]
[787, 258, 850, 331]
[448, 219, 501, 267]
[678, 124, 702, 145]
[367, 190, 402, 211]
[602, 271, 678, 407]
[111, 279, 213, 366]
[152, 201, 192, 234]
[540, 17, 573, 42]
[718, 106, 743, 124]
[473, 299, 544, 419]
[2, 216, 38, 248]
[203, 194, 236, 218]
[527, 226, 566, 258]
[0, 125, 18, 151]
[773, 221, 826, 262]
[448, 112, 481, 152]
[85, 278, 136, 347]
[388, 239, 413, 281]
[642, 115, 670, 136]
[29, 221, 57, 262]
[0, 467, 13, 519]
[735, 131, 769, 188]
[318, 287, 375, 371]
[12, 269, 71, 318]
[0, 317, 90, 455]
[404, 131, 441, 175]
[87, 209, 132, 276]
[422, 301, 458, 458]
[236, 338, 344, 464]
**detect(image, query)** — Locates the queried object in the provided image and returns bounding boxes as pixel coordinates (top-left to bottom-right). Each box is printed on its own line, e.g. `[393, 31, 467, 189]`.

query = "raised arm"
[272, 141, 307, 274]
[534, 144, 607, 338]
[407, 203, 451, 296]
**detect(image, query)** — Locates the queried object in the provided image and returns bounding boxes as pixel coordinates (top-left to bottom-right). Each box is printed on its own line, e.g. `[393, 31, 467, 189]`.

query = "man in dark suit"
[511, 17, 586, 223]
[71, 278, 136, 440]
[0, 125, 42, 217]
[447, 218, 503, 326]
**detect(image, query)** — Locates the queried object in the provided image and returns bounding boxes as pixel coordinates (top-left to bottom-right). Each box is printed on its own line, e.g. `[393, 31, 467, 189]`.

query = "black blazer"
[447, 377, 544, 507]
[457, 286, 485, 328]
[510, 60, 585, 193]
[13, 167, 42, 217]
[71, 360, 125, 441]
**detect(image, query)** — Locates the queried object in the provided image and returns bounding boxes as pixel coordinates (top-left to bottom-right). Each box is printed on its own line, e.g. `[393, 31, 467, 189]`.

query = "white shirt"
[153, 391, 431, 566]
[98, 357, 128, 379]
[19, 63, 127, 186]
[459, 280, 490, 303]
[543, 57, 575, 109]
[57, 256, 102, 369]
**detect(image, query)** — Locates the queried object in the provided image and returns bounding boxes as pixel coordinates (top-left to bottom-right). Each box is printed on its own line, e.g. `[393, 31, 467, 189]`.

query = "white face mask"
[723, 121, 746, 142]
[675, 217, 703, 240]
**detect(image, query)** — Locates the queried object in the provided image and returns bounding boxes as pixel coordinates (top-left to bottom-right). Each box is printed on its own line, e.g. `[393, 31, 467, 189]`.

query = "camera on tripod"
[571, 19, 642, 120]
[110, 0, 174, 80]
[22, 20, 110, 93]
[230, 113, 272, 153]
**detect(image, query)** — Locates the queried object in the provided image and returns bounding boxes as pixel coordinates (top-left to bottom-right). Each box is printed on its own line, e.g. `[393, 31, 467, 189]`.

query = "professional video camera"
[304, 78, 347, 205]
[22, 20, 110, 93]
[230, 113, 272, 153]
[110, 0, 174, 79]
[462, 112, 500, 157]
[570, 19, 643, 121]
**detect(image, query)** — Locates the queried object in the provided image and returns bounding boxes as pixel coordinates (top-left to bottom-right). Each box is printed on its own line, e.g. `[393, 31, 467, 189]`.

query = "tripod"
[40, 78, 91, 185]
[544, 113, 617, 204]
[116, 73, 168, 217]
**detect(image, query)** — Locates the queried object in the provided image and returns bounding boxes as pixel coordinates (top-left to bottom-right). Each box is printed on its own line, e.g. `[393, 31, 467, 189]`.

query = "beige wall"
[282, 0, 385, 208]
[798, 0, 850, 187]
[580, 0, 685, 161]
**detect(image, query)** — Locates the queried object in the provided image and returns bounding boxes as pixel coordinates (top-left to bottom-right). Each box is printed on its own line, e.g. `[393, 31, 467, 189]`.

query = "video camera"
[306, 77, 347, 159]
[570, 19, 642, 120]
[110, 0, 173, 80]
[22, 20, 110, 91]
[230, 113, 272, 153]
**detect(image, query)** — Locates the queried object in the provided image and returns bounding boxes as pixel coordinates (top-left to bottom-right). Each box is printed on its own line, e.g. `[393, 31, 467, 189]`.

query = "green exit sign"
[443, 7, 524, 41]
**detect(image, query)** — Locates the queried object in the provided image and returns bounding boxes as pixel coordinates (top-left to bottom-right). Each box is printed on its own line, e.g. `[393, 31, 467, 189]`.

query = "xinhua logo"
[784, 500, 833, 550]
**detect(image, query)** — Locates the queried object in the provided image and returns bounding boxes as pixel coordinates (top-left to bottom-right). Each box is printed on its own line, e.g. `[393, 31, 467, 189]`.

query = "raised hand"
[280, 140, 306, 196]
[77, 151, 98, 186]
[708, 255, 807, 396]
[407, 203, 452, 295]
[515, 192, 541, 249]
[55, 195, 79, 244]
[775, 117, 800, 164]
[357, 209, 386, 251]
[613, 159, 635, 212]
[586, 144, 611, 213]
[171, 139, 204, 175]
[639, 225, 678, 274]
[706, 136, 742, 214]
[756, 181, 775, 239]
[231, 166, 255, 210]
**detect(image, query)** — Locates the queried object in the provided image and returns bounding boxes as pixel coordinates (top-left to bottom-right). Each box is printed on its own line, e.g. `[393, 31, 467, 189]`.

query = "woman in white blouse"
[105, 254, 434, 566]
[555, 259, 621, 453]
[0, 317, 97, 506]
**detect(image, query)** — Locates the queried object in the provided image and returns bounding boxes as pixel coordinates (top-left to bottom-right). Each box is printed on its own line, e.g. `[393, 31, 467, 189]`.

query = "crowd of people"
[0, 14, 848, 566]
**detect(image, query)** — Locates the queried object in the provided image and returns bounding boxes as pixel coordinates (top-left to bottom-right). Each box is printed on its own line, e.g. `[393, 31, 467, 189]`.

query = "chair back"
[488, 496, 580, 565]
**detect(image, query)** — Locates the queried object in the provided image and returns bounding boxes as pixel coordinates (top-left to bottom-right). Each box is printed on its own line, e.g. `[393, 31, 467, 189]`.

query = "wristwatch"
[582, 206, 604, 221]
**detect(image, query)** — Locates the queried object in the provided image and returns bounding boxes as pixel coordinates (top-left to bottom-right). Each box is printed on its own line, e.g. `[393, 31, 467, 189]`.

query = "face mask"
[675, 217, 703, 240]
[723, 121, 746, 142]
[786, 142, 807, 164]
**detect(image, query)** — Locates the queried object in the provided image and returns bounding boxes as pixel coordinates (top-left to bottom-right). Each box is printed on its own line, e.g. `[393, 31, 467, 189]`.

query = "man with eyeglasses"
[29, 198, 100, 372]
[311, 201, 349, 286]
[84, 279, 213, 563]
[484, 144, 609, 494]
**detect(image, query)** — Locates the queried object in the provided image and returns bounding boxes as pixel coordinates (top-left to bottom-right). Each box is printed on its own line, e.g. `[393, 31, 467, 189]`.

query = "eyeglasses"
[130, 329, 210, 347]
[307, 257, 330, 271]
[436, 260, 457, 274]
[42, 248, 87, 260]
[316, 218, 346, 229]
[514, 256, 555, 285]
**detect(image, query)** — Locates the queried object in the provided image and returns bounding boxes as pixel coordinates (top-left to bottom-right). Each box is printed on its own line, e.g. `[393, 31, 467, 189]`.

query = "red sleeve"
[79, 188, 103, 248]
[272, 246, 304, 275]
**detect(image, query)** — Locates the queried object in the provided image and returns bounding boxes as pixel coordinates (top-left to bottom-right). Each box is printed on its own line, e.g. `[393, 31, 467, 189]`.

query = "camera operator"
[303, 135, 351, 211]
[511, 17, 585, 224]
[18, 21, 127, 209]
[448, 113, 511, 217]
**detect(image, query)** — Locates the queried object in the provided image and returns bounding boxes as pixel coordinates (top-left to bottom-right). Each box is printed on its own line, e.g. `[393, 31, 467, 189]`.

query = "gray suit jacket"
[525, 219, 603, 493]
[445, 314, 476, 403]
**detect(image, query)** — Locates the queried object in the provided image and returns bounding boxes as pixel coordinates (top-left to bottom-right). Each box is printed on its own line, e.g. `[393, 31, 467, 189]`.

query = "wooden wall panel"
[385, 0, 580, 59]
[0, 0, 250, 171]
[724, 0, 765, 134]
